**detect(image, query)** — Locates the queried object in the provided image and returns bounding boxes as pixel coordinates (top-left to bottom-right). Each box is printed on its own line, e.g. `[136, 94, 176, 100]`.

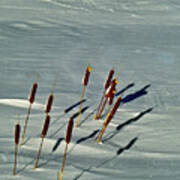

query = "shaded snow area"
[0, 0, 180, 180]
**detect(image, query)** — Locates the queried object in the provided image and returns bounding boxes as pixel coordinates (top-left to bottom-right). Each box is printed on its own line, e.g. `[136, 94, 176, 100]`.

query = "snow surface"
[0, 0, 180, 179]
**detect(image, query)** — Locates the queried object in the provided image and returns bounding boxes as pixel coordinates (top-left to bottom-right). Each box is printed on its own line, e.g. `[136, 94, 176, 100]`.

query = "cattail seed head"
[105, 69, 114, 90]
[109, 89, 116, 105]
[41, 115, 50, 137]
[83, 65, 92, 86]
[106, 78, 118, 98]
[29, 83, 38, 104]
[46, 93, 54, 114]
[66, 118, 74, 144]
[15, 124, 21, 145]
[111, 96, 122, 118]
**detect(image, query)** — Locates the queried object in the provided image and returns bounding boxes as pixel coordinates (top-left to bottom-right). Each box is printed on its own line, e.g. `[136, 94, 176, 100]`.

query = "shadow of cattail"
[64, 99, 86, 113]
[121, 84, 151, 104]
[97, 137, 138, 168]
[52, 137, 65, 153]
[73, 137, 138, 180]
[103, 107, 153, 142]
[66, 129, 100, 156]
[48, 106, 89, 138]
[115, 83, 135, 97]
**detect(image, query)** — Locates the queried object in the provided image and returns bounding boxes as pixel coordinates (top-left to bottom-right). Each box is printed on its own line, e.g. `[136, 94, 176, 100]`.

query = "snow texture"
[0, 0, 180, 179]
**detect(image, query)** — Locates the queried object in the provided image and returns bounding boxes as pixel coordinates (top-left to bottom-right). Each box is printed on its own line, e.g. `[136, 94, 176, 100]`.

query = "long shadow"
[64, 99, 86, 113]
[73, 137, 138, 180]
[37, 129, 100, 169]
[48, 106, 89, 138]
[18, 100, 89, 173]
[76, 129, 100, 144]
[72, 106, 89, 119]
[121, 84, 151, 104]
[97, 137, 138, 168]
[67, 129, 100, 155]
[116, 137, 138, 155]
[51, 99, 87, 126]
[102, 107, 153, 142]
[23, 100, 87, 145]
[34, 106, 94, 169]
[115, 83, 135, 97]
[52, 137, 65, 152]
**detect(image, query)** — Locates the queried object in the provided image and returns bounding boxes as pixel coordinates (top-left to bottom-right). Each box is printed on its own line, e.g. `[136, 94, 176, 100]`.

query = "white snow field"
[0, 0, 180, 180]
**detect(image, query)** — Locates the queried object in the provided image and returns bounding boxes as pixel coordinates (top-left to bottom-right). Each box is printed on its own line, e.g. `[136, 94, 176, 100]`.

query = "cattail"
[29, 82, 38, 104]
[34, 115, 50, 169]
[84, 66, 92, 86]
[66, 117, 74, 144]
[76, 65, 92, 128]
[58, 118, 74, 180]
[21, 82, 38, 145]
[41, 115, 50, 138]
[106, 79, 118, 97]
[105, 69, 114, 90]
[13, 122, 21, 175]
[95, 97, 108, 120]
[97, 96, 122, 143]
[46, 93, 54, 114]
[15, 124, 20, 145]
[108, 88, 116, 106]
[94, 68, 114, 120]
[110, 96, 122, 119]
[96, 79, 118, 120]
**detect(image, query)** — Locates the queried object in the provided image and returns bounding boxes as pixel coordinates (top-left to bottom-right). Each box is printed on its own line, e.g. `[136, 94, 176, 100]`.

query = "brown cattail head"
[108, 88, 116, 105]
[104, 96, 122, 127]
[41, 115, 50, 137]
[110, 96, 122, 119]
[29, 83, 38, 104]
[15, 123, 21, 145]
[105, 69, 115, 90]
[46, 93, 54, 114]
[66, 117, 74, 144]
[83, 65, 92, 86]
[106, 78, 118, 98]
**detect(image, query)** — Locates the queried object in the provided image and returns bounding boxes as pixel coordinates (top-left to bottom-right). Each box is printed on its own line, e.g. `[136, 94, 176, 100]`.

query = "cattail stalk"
[94, 69, 114, 120]
[34, 115, 50, 169]
[96, 79, 118, 119]
[96, 96, 122, 143]
[58, 118, 74, 180]
[76, 65, 91, 128]
[13, 122, 21, 175]
[96, 97, 108, 120]
[21, 82, 38, 145]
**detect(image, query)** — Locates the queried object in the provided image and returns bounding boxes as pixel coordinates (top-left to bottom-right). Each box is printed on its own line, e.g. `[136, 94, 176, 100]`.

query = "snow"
[0, 0, 180, 179]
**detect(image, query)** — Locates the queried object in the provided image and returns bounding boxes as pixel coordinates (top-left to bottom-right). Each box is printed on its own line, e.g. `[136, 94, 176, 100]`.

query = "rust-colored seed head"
[15, 124, 21, 145]
[105, 69, 115, 90]
[46, 94, 54, 113]
[83, 66, 92, 86]
[111, 96, 122, 118]
[66, 118, 74, 144]
[109, 89, 116, 105]
[29, 83, 38, 104]
[106, 78, 117, 98]
[105, 97, 122, 126]
[42, 115, 50, 137]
